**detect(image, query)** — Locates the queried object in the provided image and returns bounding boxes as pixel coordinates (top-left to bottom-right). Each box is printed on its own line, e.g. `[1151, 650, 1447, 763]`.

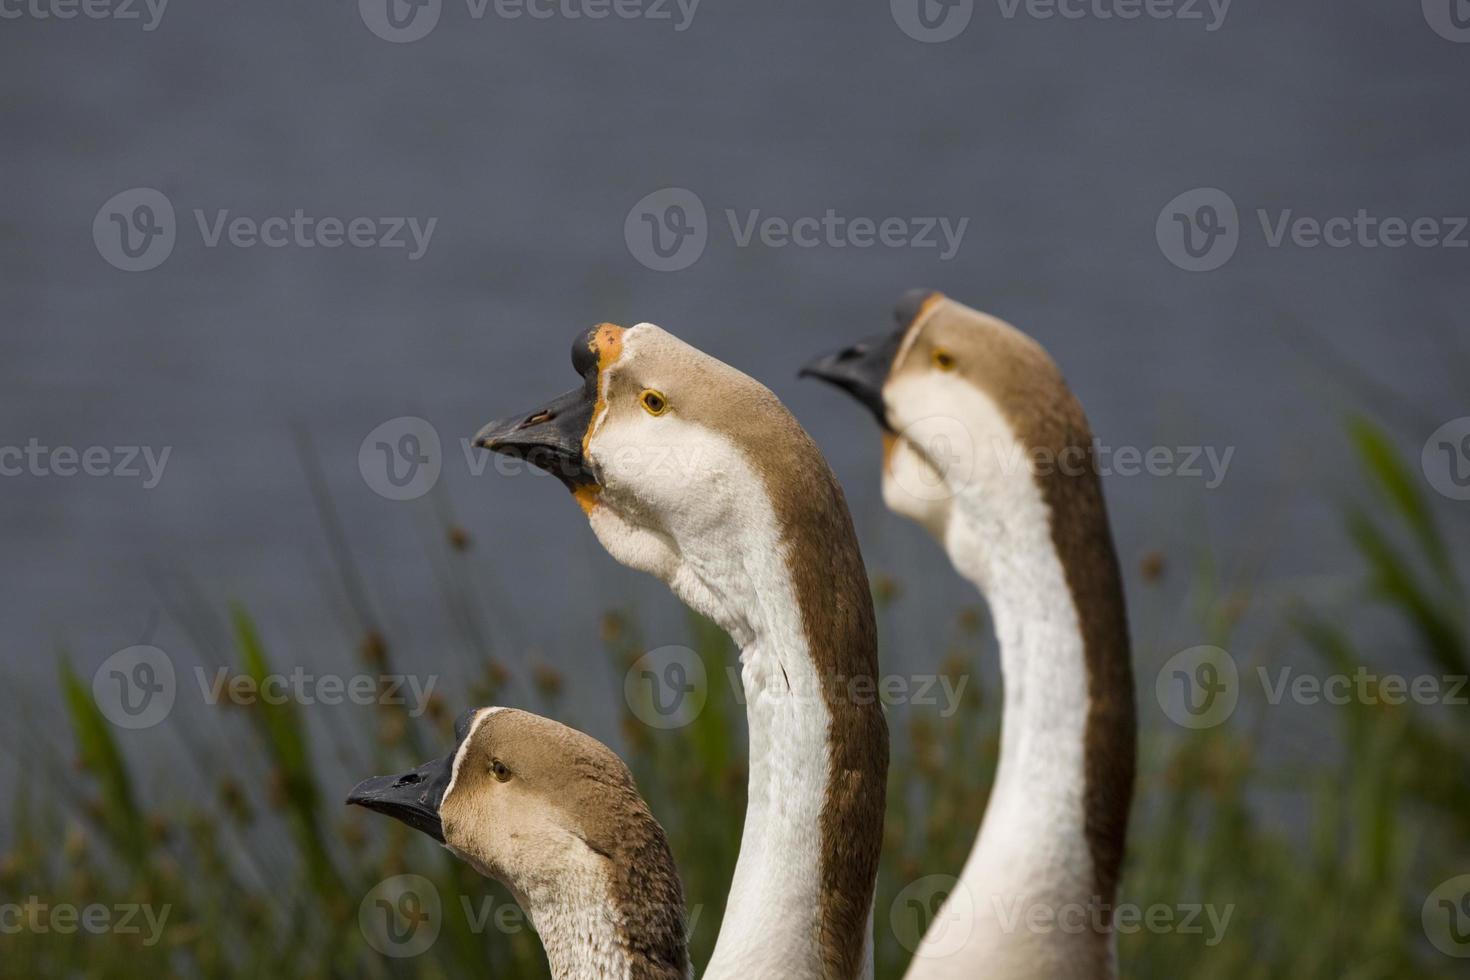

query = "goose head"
[476, 322, 851, 640]
[802, 290, 1083, 574]
[347, 707, 687, 975]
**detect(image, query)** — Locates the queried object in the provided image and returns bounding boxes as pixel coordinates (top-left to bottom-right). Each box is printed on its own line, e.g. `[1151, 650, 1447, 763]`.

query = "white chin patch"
[882, 437, 952, 540]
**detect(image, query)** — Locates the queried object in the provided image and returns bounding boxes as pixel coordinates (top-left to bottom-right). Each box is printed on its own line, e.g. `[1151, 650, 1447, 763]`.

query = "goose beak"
[346, 754, 454, 844]
[800, 329, 902, 431]
[474, 326, 611, 493]
[474, 383, 597, 491]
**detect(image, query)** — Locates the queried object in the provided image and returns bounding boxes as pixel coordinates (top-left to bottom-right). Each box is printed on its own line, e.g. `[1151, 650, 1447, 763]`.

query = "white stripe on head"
[443, 706, 506, 804]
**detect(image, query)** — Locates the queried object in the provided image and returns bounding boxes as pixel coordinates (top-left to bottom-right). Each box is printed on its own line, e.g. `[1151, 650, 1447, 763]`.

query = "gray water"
[3, 0, 1467, 774]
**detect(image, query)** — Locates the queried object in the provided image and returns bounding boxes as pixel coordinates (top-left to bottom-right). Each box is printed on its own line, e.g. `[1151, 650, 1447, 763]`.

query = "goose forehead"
[602, 324, 788, 453]
[444, 706, 506, 802]
[617, 322, 721, 382]
[889, 290, 951, 373]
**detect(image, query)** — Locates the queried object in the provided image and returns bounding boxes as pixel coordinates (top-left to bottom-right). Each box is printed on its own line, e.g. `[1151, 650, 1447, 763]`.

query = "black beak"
[346, 754, 454, 844]
[800, 289, 942, 431]
[474, 385, 596, 490]
[800, 329, 903, 431]
[473, 327, 606, 492]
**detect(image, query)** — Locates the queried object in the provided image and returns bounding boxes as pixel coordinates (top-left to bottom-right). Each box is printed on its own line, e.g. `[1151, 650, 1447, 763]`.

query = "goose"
[802, 291, 1136, 979]
[347, 706, 690, 980]
[474, 322, 888, 980]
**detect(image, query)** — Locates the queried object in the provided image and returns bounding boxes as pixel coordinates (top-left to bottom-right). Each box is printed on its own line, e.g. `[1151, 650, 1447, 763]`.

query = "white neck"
[674, 539, 854, 980]
[902, 423, 1115, 979]
[947, 482, 1093, 901]
[586, 489, 872, 979]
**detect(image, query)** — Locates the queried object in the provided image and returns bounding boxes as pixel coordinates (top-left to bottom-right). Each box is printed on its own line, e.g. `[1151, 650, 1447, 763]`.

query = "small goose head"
[347, 707, 687, 974]
[803, 289, 1076, 544]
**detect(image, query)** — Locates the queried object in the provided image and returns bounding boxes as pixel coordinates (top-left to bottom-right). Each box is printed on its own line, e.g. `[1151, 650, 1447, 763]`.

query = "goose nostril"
[836, 345, 867, 361]
[394, 773, 423, 787]
[522, 410, 554, 427]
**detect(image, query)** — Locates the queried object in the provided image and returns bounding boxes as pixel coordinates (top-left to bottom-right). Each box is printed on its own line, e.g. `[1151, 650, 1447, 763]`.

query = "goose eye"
[490, 759, 511, 782]
[639, 389, 669, 416]
[931, 348, 956, 371]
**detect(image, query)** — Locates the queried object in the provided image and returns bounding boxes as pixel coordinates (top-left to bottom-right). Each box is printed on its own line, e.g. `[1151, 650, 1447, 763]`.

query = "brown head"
[347, 707, 688, 977]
